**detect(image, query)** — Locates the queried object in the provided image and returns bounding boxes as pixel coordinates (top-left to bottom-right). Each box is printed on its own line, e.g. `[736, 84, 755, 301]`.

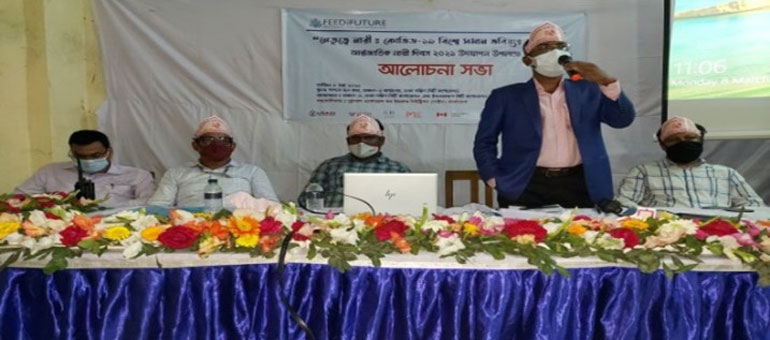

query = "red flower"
[35, 197, 55, 209]
[432, 214, 456, 224]
[60, 226, 89, 247]
[608, 228, 639, 248]
[502, 219, 547, 242]
[260, 216, 283, 235]
[375, 220, 408, 241]
[292, 221, 310, 241]
[573, 215, 592, 221]
[45, 212, 61, 220]
[158, 226, 200, 249]
[696, 219, 739, 240]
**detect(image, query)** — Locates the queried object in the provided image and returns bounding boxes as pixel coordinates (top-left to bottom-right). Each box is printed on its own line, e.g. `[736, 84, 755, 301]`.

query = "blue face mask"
[74, 157, 110, 173]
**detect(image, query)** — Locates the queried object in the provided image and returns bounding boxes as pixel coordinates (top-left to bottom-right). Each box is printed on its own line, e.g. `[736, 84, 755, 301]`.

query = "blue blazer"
[473, 79, 636, 204]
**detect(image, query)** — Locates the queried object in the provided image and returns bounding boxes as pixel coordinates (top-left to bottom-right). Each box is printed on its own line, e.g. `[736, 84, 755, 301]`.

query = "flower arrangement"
[1, 204, 770, 286]
[0, 192, 102, 214]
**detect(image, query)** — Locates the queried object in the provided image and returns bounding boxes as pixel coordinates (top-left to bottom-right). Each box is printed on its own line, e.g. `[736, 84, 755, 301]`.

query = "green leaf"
[596, 251, 618, 263]
[43, 256, 68, 275]
[307, 243, 317, 260]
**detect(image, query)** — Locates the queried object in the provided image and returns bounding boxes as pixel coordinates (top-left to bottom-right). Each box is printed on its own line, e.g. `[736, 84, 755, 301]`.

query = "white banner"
[282, 9, 586, 123]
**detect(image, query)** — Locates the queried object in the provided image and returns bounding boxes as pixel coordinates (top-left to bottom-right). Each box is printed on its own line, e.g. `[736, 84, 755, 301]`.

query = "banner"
[282, 9, 586, 123]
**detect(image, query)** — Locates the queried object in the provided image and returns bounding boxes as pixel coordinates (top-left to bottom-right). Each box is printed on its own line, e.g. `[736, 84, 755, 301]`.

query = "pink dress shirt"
[534, 79, 621, 168]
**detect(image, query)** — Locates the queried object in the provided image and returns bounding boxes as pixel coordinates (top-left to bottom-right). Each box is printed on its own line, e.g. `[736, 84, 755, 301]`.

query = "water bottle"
[304, 183, 324, 211]
[204, 178, 223, 213]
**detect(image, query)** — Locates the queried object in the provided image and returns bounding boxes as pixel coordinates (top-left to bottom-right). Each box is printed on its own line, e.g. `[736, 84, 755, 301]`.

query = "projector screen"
[668, 0, 770, 138]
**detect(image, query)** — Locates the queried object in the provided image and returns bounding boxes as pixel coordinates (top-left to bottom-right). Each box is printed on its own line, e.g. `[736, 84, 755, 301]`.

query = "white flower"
[351, 219, 367, 232]
[332, 213, 351, 226]
[435, 234, 465, 256]
[28, 210, 48, 226]
[174, 209, 207, 224]
[45, 219, 68, 232]
[595, 234, 624, 250]
[421, 220, 448, 233]
[130, 215, 160, 230]
[542, 222, 562, 234]
[29, 236, 56, 254]
[275, 209, 298, 227]
[659, 220, 698, 236]
[760, 254, 770, 263]
[230, 209, 265, 224]
[120, 234, 141, 247]
[482, 217, 505, 233]
[583, 230, 599, 243]
[122, 241, 143, 259]
[759, 236, 770, 253]
[329, 227, 359, 245]
[4, 233, 25, 246]
[707, 235, 742, 262]
[112, 210, 142, 221]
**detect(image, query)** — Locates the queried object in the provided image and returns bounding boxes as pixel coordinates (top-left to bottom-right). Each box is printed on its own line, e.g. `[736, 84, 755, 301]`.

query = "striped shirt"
[301, 153, 410, 207]
[617, 159, 765, 208]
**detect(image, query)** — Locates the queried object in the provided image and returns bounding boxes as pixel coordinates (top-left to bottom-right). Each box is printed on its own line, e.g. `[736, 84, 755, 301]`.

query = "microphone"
[298, 190, 376, 215]
[74, 158, 96, 200]
[558, 55, 582, 81]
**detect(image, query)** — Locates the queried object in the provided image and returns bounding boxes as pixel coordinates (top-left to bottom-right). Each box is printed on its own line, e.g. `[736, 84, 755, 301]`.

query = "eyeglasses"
[346, 134, 382, 145]
[195, 136, 234, 146]
[528, 42, 570, 56]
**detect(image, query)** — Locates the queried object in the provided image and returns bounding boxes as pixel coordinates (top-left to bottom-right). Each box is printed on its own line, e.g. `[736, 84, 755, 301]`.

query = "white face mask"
[348, 143, 379, 159]
[531, 49, 571, 78]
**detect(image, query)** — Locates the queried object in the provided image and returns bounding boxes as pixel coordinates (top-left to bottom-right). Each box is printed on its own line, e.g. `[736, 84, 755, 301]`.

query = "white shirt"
[14, 162, 156, 208]
[148, 160, 278, 207]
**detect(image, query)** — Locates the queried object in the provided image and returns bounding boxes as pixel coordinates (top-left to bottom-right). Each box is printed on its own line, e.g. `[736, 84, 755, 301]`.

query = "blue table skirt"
[1, 264, 769, 340]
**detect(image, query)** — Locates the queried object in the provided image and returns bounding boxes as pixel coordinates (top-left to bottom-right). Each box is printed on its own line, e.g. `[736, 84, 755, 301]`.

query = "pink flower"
[467, 216, 483, 226]
[731, 233, 758, 248]
[432, 214, 456, 224]
[438, 230, 454, 238]
[260, 216, 283, 235]
[696, 219, 738, 241]
[503, 219, 547, 243]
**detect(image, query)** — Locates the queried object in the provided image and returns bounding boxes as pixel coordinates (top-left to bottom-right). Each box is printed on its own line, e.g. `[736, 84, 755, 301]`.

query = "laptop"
[343, 173, 438, 216]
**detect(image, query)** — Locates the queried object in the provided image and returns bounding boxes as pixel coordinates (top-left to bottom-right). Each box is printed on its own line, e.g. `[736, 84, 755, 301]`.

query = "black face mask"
[666, 141, 703, 164]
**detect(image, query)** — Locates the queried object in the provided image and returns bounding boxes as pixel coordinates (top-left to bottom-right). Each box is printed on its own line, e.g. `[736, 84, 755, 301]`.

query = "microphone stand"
[74, 158, 96, 200]
[275, 191, 376, 340]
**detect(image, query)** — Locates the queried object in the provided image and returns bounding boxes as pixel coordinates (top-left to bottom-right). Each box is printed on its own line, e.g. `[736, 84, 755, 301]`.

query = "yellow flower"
[513, 234, 536, 246]
[104, 226, 131, 241]
[621, 219, 649, 231]
[567, 224, 587, 236]
[228, 217, 260, 238]
[197, 236, 223, 258]
[0, 221, 21, 240]
[462, 222, 479, 236]
[141, 226, 166, 242]
[236, 234, 260, 248]
[193, 212, 212, 219]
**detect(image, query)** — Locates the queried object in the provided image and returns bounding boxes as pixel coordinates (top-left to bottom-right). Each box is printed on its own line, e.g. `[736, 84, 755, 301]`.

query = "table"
[2, 249, 769, 339]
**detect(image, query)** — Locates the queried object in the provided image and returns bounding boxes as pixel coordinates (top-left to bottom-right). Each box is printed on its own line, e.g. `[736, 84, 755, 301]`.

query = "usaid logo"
[310, 18, 387, 29]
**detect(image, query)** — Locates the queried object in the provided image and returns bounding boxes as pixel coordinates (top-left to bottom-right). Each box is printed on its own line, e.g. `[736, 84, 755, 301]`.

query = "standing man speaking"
[473, 22, 635, 209]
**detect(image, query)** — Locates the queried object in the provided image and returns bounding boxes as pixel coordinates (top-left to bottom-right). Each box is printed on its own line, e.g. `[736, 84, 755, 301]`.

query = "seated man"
[300, 115, 410, 207]
[148, 116, 278, 207]
[617, 116, 764, 208]
[15, 130, 155, 207]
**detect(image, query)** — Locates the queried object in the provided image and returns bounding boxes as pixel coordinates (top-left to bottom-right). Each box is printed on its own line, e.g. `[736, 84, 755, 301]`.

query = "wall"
[0, 0, 105, 193]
